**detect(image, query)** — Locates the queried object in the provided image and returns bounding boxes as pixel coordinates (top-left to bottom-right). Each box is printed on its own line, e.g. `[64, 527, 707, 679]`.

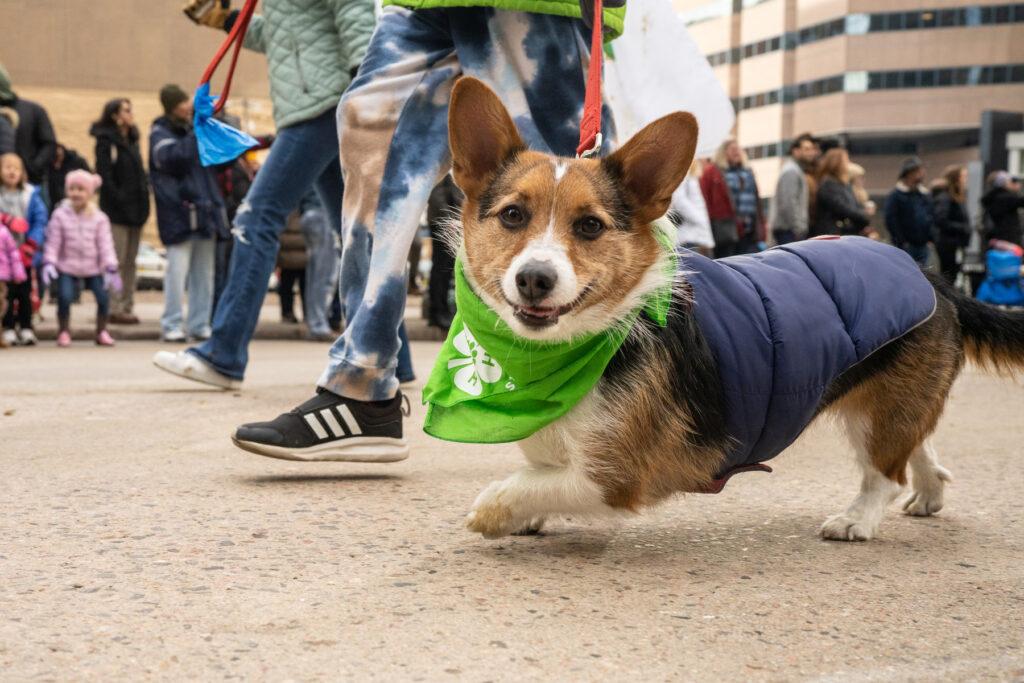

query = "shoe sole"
[231, 435, 410, 463]
[152, 356, 239, 390]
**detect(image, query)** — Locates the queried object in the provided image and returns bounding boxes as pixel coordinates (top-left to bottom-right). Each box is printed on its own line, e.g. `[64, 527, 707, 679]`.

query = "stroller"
[976, 240, 1024, 307]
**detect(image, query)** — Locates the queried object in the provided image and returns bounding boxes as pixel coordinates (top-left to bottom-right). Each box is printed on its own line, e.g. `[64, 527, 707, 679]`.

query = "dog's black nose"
[516, 262, 557, 302]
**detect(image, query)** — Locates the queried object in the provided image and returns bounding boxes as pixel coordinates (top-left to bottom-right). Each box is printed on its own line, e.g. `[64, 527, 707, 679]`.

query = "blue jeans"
[299, 206, 338, 337]
[162, 236, 215, 337]
[317, 6, 610, 401]
[190, 109, 344, 379]
[57, 273, 108, 321]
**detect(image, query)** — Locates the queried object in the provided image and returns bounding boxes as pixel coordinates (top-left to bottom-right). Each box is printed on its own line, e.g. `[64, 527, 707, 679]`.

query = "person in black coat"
[0, 106, 15, 155]
[810, 148, 870, 238]
[149, 85, 226, 342]
[426, 175, 463, 331]
[0, 64, 56, 193]
[884, 157, 934, 266]
[91, 98, 151, 324]
[47, 144, 91, 206]
[932, 165, 972, 285]
[981, 171, 1024, 247]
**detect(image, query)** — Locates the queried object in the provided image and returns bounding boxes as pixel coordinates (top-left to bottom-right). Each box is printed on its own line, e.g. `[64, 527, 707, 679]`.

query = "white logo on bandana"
[447, 326, 503, 396]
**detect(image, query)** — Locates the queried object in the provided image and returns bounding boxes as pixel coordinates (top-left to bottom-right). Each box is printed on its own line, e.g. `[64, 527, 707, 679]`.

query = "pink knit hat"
[65, 169, 102, 194]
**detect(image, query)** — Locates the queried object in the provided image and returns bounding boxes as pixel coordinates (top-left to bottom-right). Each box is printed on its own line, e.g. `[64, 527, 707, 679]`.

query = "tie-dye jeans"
[318, 5, 613, 401]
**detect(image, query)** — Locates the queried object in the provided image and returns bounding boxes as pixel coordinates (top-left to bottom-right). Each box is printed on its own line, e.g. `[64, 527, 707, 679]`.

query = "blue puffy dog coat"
[684, 237, 937, 489]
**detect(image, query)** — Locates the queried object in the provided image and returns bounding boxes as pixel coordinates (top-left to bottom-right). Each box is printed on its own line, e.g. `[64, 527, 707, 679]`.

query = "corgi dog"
[441, 77, 1024, 542]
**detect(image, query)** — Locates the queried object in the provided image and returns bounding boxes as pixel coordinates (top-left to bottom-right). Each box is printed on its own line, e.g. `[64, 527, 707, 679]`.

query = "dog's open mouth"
[511, 287, 591, 328]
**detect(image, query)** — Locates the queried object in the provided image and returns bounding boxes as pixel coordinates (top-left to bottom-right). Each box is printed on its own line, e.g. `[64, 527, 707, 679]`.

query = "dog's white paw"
[903, 465, 952, 517]
[511, 516, 546, 536]
[902, 492, 942, 516]
[465, 481, 517, 539]
[820, 513, 877, 542]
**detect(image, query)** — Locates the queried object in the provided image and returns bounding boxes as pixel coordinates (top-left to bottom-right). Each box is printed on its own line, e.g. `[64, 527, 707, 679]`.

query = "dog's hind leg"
[820, 413, 904, 542]
[902, 439, 952, 516]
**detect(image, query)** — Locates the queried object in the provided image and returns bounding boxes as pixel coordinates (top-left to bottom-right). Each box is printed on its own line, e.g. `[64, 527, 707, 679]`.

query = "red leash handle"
[576, 0, 603, 158]
[198, 0, 258, 115]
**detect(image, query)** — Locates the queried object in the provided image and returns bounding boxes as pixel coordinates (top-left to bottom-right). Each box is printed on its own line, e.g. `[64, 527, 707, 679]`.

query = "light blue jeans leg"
[300, 207, 338, 336]
[161, 240, 192, 336]
[185, 236, 216, 338]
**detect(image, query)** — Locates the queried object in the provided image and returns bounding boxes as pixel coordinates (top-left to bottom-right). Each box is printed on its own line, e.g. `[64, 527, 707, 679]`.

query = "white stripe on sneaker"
[336, 405, 362, 435]
[320, 409, 345, 438]
[303, 413, 329, 440]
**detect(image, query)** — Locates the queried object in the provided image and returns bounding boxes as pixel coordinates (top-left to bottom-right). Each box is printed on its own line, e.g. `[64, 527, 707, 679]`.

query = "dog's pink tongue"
[521, 305, 557, 318]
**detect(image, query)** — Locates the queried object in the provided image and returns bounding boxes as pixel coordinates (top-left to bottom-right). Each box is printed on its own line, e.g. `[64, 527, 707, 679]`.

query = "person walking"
[810, 148, 871, 238]
[152, 0, 376, 390]
[149, 84, 225, 343]
[884, 157, 933, 267]
[981, 171, 1024, 247]
[0, 64, 57, 198]
[769, 133, 816, 245]
[229, 2, 627, 462]
[91, 98, 150, 325]
[39, 170, 121, 347]
[701, 140, 766, 257]
[932, 165, 971, 285]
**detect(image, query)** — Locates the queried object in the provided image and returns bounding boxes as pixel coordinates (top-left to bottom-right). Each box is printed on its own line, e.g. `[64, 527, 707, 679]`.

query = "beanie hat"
[898, 157, 923, 180]
[159, 84, 189, 115]
[65, 169, 102, 195]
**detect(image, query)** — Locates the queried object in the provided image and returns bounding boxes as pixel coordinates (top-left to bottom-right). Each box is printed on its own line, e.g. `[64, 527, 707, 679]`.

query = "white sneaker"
[18, 329, 37, 346]
[1, 329, 17, 346]
[162, 329, 187, 343]
[152, 350, 240, 390]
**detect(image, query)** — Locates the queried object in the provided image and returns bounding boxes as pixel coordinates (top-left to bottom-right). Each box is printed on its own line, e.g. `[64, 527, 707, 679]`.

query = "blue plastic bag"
[976, 250, 1024, 306]
[193, 83, 259, 167]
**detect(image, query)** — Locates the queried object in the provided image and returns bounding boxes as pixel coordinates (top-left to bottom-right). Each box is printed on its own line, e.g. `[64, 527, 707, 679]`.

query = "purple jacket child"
[43, 200, 118, 278]
[0, 223, 27, 283]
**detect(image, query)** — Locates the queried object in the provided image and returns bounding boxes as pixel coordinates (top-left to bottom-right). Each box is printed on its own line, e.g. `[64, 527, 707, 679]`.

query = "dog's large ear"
[603, 113, 699, 225]
[448, 77, 525, 199]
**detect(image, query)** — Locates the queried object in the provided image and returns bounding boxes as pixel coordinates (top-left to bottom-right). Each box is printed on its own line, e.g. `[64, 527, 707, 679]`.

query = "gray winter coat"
[769, 157, 809, 237]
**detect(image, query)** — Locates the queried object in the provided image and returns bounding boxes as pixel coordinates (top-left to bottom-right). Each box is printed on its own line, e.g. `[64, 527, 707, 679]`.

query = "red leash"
[576, 0, 604, 158]
[198, 0, 258, 115]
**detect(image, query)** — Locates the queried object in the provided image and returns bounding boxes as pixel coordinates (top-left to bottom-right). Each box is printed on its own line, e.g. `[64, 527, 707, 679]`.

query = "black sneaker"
[232, 389, 410, 463]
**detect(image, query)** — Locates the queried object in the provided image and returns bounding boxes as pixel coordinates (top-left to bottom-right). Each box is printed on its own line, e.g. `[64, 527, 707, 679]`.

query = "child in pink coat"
[0, 218, 27, 347]
[41, 170, 122, 347]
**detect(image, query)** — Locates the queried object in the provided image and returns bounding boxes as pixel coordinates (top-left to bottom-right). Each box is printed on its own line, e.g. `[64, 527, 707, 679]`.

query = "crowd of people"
[662, 132, 1024, 294]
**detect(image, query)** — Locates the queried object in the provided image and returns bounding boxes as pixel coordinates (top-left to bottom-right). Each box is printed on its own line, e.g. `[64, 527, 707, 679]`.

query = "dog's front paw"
[511, 516, 546, 536]
[820, 513, 877, 542]
[465, 480, 517, 539]
[902, 490, 944, 516]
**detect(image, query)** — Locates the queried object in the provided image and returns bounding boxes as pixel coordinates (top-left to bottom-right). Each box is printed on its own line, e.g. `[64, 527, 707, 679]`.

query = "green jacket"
[243, 0, 376, 129]
[383, 0, 626, 39]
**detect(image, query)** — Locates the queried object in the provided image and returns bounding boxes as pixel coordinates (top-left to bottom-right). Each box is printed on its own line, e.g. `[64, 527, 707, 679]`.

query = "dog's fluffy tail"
[933, 274, 1024, 373]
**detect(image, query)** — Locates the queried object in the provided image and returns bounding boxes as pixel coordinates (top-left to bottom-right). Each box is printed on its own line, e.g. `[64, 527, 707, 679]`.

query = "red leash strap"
[198, 0, 258, 115]
[576, 0, 604, 158]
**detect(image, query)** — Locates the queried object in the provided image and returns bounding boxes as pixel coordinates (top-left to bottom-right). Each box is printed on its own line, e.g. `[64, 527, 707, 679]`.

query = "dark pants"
[3, 266, 33, 330]
[213, 236, 233, 315]
[278, 268, 307, 321]
[936, 243, 960, 285]
[428, 231, 455, 328]
[57, 273, 108, 322]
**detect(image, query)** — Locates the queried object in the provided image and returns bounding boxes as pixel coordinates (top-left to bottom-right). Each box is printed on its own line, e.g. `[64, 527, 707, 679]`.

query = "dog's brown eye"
[576, 216, 605, 239]
[498, 205, 527, 229]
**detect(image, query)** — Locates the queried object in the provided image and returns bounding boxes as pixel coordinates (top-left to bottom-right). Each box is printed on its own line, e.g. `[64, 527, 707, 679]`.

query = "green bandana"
[422, 225, 676, 444]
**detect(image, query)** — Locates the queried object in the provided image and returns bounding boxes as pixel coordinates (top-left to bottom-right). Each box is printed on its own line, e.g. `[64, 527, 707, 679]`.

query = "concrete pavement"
[2, 340, 1023, 680]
